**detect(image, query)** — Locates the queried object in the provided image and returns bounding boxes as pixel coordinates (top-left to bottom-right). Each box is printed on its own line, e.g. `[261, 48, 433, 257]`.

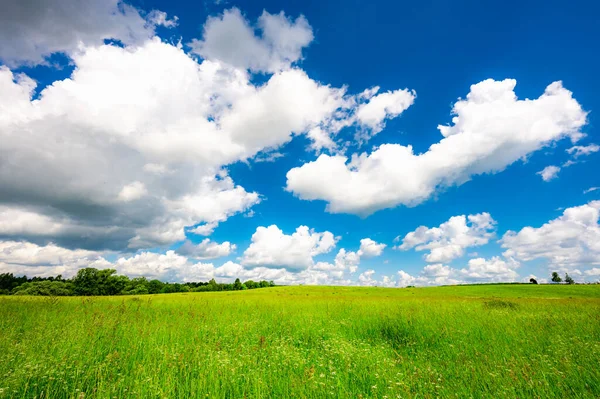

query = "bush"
[12, 281, 74, 296]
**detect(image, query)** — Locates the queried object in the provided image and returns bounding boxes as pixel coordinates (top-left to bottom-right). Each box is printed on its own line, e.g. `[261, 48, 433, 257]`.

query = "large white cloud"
[0, 0, 177, 67]
[0, 15, 366, 251]
[0, 5, 420, 254]
[189, 8, 313, 73]
[501, 201, 600, 271]
[286, 79, 587, 215]
[396, 212, 496, 263]
[241, 225, 337, 271]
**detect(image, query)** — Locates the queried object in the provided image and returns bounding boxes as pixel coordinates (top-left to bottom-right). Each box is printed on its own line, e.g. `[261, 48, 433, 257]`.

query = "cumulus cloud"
[188, 8, 313, 73]
[358, 269, 377, 286]
[176, 239, 236, 259]
[0, 27, 360, 250]
[381, 266, 463, 287]
[313, 248, 361, 275]
[537, 165, 560, 182]
[241, 225, 336, 271]
[0, 0, 176, 67]
[357, 238, 386, 258]
[367, 257, 520, 288]
[286, 79, 587, 215]
[0, 241, 106, 277]
[396, 212, 496, 263]
[355, 88, 416, 139]
[459, 256, 520, 282]
[501, 201, 600, 271]
[0, 4, 424, 256]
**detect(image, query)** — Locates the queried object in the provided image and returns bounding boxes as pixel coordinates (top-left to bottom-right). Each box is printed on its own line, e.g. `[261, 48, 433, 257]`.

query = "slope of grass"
[1, 285, 599, 398]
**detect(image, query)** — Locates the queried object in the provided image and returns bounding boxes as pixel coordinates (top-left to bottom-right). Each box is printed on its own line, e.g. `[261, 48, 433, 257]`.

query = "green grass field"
[1, 285, 599, 398]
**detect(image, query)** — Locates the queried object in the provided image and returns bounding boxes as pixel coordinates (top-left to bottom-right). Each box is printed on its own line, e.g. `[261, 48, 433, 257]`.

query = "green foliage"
[0, 285, 599, 398]
[565, 273, 575, 284]
[529, 278, 538, 284]
[1, 269, 274, 296]
[11, 281, 74, 296]
[552, 272, 562, 283]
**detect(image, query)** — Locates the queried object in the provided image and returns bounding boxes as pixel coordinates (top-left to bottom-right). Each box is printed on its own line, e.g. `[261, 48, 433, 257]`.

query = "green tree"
[12, 281, 74, 296]
[551, 272, 562, 283]
[233, 278, 243, 290]
[148, 279, 164, 294]
[565, 273, 575, 284]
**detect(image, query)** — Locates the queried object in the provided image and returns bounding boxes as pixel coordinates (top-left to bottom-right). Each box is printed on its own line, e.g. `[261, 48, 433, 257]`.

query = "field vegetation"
[1, 284, 599, 398]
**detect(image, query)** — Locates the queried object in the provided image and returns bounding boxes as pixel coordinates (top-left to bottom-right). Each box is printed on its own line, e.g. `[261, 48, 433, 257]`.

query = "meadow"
[1, 284, 599, 398]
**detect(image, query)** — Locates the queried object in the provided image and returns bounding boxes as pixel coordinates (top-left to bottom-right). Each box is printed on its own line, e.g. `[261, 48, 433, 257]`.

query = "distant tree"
[529, 278, 538, 284]
[148, 279, 164, 294]
[233, 278, 243, 290]
[565, 273, 575, 285]
[72, 268, 101, 295]
[551, 272, 562, 283]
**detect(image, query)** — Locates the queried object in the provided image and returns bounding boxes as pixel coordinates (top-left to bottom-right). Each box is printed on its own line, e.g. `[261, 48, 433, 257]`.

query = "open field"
[1, 285, 599, 398]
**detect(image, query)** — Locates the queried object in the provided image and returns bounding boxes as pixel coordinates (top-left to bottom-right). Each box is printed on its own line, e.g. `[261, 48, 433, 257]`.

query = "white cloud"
[118, 181, 148, 202]
[176, 239, 236, 259]
[0, 32, 357, 250]
[357, 238, 386, 258]
[584, 187, 599, 194]
[313, 248, 361, 274]
[146, 10, 178, 28]
[584, 268, 600, 276]
[0, 0, 176, 67]
[459, 256, 520, 282]
[0, 240, 105, 277]
[537, 165, 560, 182]
[566, 144, 599, 157]
[501, 201, 600, 270]
[355, 88, 416, 140]
[396, 270, 416, 287]
[358, 269, 377, 286]
[188, 8, 313, 73]
[384, 267, 464, 287]
[397, 212, 496, 263]
[422, 263, 452, 277]
[241, 225, 337, 271]
[286, 79, 587, 215]
[0, 5, 425, 254]
[114, 250, 202, 281]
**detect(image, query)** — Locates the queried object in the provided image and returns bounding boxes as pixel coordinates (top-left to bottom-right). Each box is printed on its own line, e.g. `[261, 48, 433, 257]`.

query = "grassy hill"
[1, 285, 599, 398]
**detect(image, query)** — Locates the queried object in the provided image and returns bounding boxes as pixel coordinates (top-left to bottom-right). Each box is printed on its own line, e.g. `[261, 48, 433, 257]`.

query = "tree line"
[0, 268, 274, 296]
[529, 272, 576, 285]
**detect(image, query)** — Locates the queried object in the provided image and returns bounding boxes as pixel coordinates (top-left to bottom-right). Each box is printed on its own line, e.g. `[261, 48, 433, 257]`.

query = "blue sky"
[0, 0, 599, 285]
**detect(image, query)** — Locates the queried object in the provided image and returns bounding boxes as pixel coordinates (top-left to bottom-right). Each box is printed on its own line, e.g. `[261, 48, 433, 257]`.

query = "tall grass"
[1, 285, 599, 398]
